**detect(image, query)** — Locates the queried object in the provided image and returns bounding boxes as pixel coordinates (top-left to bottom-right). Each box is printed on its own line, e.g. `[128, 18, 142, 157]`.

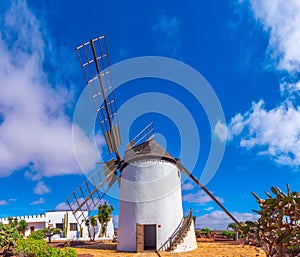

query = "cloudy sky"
[0, 0, 300, 230]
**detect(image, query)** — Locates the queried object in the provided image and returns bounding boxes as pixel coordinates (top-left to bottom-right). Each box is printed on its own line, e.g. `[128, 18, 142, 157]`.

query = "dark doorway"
[144, 224, 157, 250]
[30, 226, 35, 234]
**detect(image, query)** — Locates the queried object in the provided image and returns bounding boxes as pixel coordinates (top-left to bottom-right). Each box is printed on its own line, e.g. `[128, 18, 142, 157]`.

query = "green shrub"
[44, 246, 60, 257]
[15, 238, 47, 256]
[15, 238, 77, 257]
[200, 228, 211, 235]
[221, 231, 234, 238]
[195, 230, 201, 237]
[59, 248, 77, 257]
[28, 230, 46, 240]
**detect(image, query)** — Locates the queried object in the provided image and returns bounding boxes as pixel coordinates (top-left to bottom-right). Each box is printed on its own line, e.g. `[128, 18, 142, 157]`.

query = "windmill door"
[136, 223, 144, 252]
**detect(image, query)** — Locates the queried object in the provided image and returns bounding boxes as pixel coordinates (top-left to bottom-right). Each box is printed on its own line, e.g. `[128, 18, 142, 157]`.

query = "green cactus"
[0, 221, 22, 254]
[248, 184, 300, 257]
[63, 212, 68, 238]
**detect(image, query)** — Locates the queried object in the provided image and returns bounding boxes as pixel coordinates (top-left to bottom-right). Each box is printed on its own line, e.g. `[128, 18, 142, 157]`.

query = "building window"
[70, 223, 77, 231]
[56, 223, 63, 230]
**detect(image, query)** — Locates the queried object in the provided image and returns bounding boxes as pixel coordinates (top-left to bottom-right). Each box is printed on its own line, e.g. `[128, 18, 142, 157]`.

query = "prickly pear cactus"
[251, 185, 300, 257]
[0, 221, 22, 254]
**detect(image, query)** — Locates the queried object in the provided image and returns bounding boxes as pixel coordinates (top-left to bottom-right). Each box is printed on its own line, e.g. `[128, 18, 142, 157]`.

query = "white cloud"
[227, 1, 300, 168]
[181, 182, 195, 191]
[0, 1, 98, 178]
[250, 0, 300, 72]
[30, 197, 45, 205]
[0, 200, 8, 205]
[55, 202, 70, 211]
[152, 14, 181, 56]
[214, 121, 228, 142]
[195, 210, 259, 230]
[280, 81, 300, 101]
[33, 181, 50, 195]
[183, 190, 224, 204]
[204, 207, 214, 211]
[9, 198, 17, 202]
[228, 100, 300, 166]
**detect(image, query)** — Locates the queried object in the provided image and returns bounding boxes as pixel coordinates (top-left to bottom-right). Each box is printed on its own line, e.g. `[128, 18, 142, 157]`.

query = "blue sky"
[0, 0, 300, 229]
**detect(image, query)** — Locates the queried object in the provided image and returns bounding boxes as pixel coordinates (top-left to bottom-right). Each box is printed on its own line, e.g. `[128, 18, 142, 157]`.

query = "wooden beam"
[177, 162, 241, 226]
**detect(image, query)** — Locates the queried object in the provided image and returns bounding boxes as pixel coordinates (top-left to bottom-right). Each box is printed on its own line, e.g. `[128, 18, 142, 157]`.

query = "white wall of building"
[46, 211, 84, 240]
[82, 217, 115, 239]
[0, 210, 114, 240]
[0, 214, 47, 237]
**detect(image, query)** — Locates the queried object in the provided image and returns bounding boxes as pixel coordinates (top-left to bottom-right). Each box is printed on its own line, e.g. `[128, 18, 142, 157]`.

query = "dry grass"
[71, 242, 266, 257]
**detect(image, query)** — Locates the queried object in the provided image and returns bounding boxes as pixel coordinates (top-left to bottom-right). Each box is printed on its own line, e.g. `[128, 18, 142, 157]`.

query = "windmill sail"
[68, 36, 123, 224]
[66, 160, 118, 224]
[75, 36, 121, 160]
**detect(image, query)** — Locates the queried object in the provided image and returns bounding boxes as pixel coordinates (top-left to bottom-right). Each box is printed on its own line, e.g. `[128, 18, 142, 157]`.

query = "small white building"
[0, 210, 114, 240]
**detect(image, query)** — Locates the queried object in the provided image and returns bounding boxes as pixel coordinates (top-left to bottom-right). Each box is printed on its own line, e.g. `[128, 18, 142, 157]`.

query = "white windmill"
[67, 35, 240, 252]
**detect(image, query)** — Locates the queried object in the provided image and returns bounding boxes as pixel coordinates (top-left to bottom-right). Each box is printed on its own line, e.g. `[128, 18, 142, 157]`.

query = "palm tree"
[192, 216, 197, 225]
[7, 217, 18, 228]
[7, 217, 13, 225]
[227, 222, 239, 240]
[84, 218, 92, 241]
[97, 202, 114, 237]
[18, 220, 28, 236]
[90, 216, 98, 241]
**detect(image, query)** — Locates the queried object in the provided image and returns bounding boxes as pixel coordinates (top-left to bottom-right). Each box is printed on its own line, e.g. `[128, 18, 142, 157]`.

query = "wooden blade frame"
[177, 161, 241, 226]
[66, 160, 118, 224]
[75, 36, 121, 161]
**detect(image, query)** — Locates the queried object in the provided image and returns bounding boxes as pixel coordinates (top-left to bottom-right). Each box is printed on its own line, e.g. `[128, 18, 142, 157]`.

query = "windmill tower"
[67, 35, 240, 252]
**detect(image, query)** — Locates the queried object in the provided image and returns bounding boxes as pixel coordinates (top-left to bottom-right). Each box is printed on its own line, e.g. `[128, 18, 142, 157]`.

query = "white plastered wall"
[117, 159, 185, 252]
[174, 220, 197, 252]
